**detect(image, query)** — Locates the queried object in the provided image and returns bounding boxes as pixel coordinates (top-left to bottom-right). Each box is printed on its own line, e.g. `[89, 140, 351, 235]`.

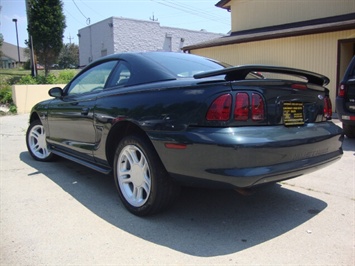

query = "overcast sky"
[1, 0, 231, 47]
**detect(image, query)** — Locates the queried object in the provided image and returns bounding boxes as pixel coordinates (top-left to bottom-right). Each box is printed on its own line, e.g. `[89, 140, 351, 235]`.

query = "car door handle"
[81, 107, 90, 115]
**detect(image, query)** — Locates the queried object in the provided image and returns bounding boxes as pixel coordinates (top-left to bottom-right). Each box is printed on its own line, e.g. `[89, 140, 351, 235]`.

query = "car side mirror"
[48, 87, 64, 98]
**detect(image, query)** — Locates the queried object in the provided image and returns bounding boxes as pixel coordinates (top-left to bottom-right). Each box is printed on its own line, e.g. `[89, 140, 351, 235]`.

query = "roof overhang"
[183, 13, 355, 51]
[215, 0, 231, 10]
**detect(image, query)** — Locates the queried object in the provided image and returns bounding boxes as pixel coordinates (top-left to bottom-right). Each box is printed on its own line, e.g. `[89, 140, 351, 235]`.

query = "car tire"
[26, 120, 55, 162]
[343, 123, 355, 139]
[114, 134, 180, 216]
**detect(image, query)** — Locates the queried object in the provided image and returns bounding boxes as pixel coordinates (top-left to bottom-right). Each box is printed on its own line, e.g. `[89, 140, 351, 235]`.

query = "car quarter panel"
[92, 80, 230, 165]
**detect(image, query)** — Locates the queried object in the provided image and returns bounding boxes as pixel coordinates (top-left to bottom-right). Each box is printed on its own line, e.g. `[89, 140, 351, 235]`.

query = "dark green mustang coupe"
[26, 52, 343, 216]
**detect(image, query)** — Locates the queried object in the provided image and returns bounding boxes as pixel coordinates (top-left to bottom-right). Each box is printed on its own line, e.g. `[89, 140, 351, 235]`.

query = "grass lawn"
[0, 69, 31, 84]
[0, 68, 31, 76]
[0, 68, 51, 84]
[0, 68, 79, 85]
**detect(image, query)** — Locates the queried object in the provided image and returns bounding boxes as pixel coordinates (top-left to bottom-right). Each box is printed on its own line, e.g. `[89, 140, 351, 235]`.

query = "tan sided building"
[183, 0, 355, 110]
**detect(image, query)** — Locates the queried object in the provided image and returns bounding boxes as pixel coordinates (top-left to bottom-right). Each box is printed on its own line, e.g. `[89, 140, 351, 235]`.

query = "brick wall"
[79, 17, 224, 66]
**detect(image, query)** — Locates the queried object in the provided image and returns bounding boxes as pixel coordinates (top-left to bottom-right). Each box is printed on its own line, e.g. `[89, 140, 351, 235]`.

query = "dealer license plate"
[283, 102, 304, 126]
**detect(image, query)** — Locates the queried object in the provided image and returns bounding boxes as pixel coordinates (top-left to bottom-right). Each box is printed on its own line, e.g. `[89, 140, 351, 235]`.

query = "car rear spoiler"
[194, 65, 330, 86]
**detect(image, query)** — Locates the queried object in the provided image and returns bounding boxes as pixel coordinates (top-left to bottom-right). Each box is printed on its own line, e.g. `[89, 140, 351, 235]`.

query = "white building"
[78, 17, 225, 66]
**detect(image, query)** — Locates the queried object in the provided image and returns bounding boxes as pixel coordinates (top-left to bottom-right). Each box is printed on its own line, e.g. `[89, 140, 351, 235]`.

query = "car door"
[47, 60, 118, 161]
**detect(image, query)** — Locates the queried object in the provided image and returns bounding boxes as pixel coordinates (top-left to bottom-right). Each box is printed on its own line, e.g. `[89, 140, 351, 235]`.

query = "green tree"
[27, 0, 66, 76]
[0, 33, 3, 57]
[58, 43, 79, 69]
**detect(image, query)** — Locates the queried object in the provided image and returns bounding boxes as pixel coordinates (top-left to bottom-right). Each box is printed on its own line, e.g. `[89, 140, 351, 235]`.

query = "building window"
[163, 33, 172, 52]
[101, 49, 107, 57]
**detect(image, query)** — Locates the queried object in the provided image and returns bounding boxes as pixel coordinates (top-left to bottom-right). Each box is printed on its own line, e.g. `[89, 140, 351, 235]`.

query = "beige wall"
[229, 0, 355, 32]
[190, 29, 355, 108]
[12, 84, 66, 114]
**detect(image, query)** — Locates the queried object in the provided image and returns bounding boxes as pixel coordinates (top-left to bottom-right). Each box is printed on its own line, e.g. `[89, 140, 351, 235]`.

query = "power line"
[64, 7, 86, 27]
[72, 0, 90, 25]
[78, 0, 105, 18]
[151, 0, 229, 25]
[164, 0, 227, 22]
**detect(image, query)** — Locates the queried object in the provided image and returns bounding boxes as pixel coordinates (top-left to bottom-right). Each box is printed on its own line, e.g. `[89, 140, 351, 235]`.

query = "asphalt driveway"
[0, 114, 354, 265]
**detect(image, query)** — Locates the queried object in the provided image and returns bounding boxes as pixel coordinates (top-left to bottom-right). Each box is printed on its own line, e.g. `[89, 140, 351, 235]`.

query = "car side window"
[350, 65, 355, 79]
[66, 61, 117, 95]
[107, 62, 131, 88]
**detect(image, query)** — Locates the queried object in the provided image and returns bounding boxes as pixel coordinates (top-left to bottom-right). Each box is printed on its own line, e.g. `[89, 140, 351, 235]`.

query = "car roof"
[86, 52, 184, 85]
[83, 52, 227, 86]
[99, 51, 207, 62]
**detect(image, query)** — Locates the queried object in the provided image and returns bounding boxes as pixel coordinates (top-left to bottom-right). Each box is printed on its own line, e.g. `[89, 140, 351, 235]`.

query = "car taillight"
[207, 92, 266, 122]
[206, 94, 232, 121]
[251, 93, 265, 121]
[338, 84, 345, 97]
[323, 96, 332, 120]
[291, 84, 308, 90]
[234, 93, 249, 121]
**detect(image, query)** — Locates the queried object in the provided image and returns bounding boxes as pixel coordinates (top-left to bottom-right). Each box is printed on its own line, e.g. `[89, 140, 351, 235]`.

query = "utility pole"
[67, 34, 74, 44]
[12, 18, 21, 66]
[149, 13, 158, 22]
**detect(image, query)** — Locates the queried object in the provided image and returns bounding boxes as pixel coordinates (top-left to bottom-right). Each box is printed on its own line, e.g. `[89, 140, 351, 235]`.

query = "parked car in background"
[336, 55, 355, 138]
[36, 64, 44, 70]
[26, 52, 343, 216]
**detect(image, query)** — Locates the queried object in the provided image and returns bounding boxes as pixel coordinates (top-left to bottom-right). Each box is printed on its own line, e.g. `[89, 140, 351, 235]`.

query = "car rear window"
[143, 52, 229, 78]
[349, 67, 355, 79]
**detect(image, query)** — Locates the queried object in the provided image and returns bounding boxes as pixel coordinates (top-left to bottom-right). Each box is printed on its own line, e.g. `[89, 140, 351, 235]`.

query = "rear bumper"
[336, 97, 355, 126]
[150, 122, 344, 188]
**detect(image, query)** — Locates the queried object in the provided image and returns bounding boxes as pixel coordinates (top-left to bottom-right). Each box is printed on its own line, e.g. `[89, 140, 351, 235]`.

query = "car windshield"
[143, 52, 230, 78]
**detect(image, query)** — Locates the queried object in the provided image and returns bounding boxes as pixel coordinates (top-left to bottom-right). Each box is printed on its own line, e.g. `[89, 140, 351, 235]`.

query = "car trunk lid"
[195, 65, 330, 126]
[230, 79, 328, 125]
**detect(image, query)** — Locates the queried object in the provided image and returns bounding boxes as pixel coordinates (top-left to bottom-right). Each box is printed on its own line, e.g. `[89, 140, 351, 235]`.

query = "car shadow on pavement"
[342, 136, 355, 152]
[20, 151, 327, 257]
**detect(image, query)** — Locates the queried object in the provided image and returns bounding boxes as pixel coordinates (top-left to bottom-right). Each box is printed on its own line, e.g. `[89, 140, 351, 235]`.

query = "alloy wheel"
[117, 144, 151, 207]
[28, 124, 51, 159]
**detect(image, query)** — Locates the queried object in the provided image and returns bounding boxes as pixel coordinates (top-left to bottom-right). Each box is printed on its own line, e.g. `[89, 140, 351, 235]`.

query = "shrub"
[35, 74, 57, 84]
[56, 70, 76, 83]
[0, 85, 17, 115]
[9, 105, 17, 113]
[0, 85, 13, 104]
[24, 60, 31, 70]
[18, 75, 37, 84]
[18, 71, 76, 85]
